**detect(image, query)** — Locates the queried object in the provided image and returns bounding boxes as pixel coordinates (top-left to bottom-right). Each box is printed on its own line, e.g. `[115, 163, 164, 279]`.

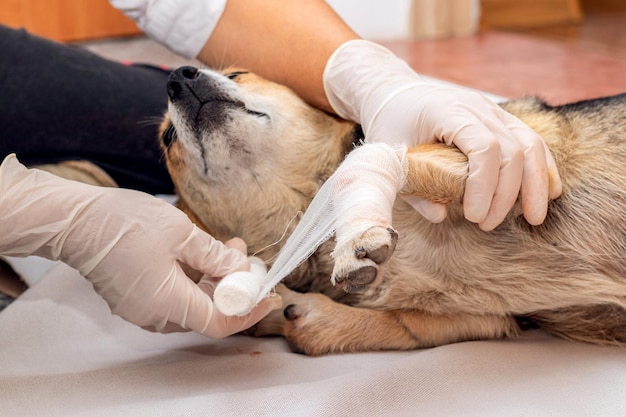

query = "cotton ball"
[214, 257, 267, 316]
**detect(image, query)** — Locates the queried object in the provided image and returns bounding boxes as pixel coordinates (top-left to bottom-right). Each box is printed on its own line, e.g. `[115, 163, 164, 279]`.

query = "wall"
[0, 0, 139, 42]
[326, 0, 413, 40]
[327, 0, 481, 41]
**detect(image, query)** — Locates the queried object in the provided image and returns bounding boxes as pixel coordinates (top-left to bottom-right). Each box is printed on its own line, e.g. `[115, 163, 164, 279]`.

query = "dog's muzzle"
[166, 66, 235, 127]
[167, 66, 201, 101]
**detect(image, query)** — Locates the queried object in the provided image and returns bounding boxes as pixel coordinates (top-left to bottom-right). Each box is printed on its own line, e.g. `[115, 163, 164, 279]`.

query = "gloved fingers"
[150, 262, 278, 337]
[224, 237, 248, 257]
[107, 262, 212, 335]
[197, 273, 219, 298]
[119, 264, 280, 337]
[544, 140, 562, 200]
[157, 263, 236, 335]
[176, 233, 247, 285]
[504, 113, 561, 225]
[202, 293, 283, 339]
[462, 110, 527, 230]
[447, 117, 502, 224]
[172, 236, 267, 335]
[177, 226, 250, 279]
[401, 195, 448, 223]
[452, 106, 558, 229]
[506, 113, 563, 199]
[196, 236, 252, 296]
[475, 136, 524, 231]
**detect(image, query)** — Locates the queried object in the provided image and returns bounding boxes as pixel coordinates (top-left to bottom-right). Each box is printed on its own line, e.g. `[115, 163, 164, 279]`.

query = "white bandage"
[213, 144, 408, 317]
[214, 257, 267, 316]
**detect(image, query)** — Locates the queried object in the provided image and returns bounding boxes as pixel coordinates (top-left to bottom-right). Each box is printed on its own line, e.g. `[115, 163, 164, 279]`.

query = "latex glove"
[0, 154, 281, 337]
[323, 40, 562, 231]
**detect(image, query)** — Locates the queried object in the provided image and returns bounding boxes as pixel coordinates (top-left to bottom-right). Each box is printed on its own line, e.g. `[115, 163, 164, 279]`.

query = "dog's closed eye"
[226, 71, 249, 80]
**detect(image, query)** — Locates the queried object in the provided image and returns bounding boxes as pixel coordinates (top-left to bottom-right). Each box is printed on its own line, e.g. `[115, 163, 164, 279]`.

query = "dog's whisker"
[138, 116, 166, 127]
[252, 211, 303, 259]
[262, 252, 280, 265]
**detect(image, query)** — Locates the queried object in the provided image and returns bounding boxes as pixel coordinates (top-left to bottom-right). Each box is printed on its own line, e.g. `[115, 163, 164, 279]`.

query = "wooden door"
[480, 0, 583, 29]
[0, 0, 140, 42]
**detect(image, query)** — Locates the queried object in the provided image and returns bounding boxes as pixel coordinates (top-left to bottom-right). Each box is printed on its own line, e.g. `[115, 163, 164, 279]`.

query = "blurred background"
[0, 0, 624, 103]
[0, 0, 620, 43]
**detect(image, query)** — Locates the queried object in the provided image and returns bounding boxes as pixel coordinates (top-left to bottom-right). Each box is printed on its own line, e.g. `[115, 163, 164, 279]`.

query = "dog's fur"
[161, 66, 626, 355]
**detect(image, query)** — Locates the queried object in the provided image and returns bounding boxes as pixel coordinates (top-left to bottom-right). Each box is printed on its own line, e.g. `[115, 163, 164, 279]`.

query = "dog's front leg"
[329, 143, 468, 294]
[328, 144, 406, 293]
[247, 285, 519, 355]
[400, 143, 468, 205]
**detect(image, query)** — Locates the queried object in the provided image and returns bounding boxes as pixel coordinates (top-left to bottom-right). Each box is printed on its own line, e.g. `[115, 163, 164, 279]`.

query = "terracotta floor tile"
[381, 30, 626, 104]
[518, 13, 626, 60]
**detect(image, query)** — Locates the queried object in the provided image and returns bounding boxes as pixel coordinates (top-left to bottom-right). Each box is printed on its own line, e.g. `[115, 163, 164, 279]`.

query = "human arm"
[0, 154, 281, 337]
[197, 0, 357, 112]
[109, 0, 357, 111]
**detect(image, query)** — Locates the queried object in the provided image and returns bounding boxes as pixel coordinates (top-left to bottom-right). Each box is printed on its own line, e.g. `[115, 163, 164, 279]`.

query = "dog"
[160, 65, 626, 356]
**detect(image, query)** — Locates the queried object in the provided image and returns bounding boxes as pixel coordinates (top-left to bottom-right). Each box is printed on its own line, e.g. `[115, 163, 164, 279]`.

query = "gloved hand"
[0, 154, 281, 337]
[323, 40, 562, 231]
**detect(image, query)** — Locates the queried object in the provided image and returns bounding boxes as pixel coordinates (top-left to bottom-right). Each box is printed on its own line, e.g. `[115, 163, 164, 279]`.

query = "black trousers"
[0, 25, 174, 194]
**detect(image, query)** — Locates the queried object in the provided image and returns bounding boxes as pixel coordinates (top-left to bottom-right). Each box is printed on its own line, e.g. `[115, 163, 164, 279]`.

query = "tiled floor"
[382, 12, 626, 104]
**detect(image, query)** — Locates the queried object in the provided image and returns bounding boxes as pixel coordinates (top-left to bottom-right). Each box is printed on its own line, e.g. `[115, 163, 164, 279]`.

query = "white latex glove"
[323, 40, 562, 231]
[0, 154, 281, 337]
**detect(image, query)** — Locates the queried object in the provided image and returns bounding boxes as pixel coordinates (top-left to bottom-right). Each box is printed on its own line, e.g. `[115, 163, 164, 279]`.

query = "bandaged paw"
[214, 257, 267, 316]
[231, 143, 409, 305]
[331, 143, 407, 250]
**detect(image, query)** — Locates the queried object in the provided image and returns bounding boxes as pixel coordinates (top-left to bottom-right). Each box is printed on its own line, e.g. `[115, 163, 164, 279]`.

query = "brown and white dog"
[160, 66, 626, 356]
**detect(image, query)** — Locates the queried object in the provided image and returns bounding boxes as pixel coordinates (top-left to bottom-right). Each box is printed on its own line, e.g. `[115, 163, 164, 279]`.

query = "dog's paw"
[243, 285, 293, 337]
[244, 285, 343, 356]
[331, 226, 398, 293]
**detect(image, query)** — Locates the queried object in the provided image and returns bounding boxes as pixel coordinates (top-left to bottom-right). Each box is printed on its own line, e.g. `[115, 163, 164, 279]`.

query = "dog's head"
[160, 66, 362, 257]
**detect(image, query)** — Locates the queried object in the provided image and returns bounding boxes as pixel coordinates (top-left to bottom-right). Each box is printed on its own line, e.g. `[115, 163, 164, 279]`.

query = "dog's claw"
[364, 244, 390, 264]
[332, 226, 398, 293]
[284, 304, 299, 321]
[353, 228, 398, 264]
[335, 266, 378, 293]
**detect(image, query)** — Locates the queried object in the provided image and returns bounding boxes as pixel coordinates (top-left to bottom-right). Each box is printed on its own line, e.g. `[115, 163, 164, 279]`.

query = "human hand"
[323, 40, 562, 231]
[0, 155, 281, 337]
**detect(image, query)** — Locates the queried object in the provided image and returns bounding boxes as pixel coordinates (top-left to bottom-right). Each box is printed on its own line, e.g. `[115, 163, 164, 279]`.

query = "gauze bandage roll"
[213, 143, 408, 316]
[214, 257, 267, 316]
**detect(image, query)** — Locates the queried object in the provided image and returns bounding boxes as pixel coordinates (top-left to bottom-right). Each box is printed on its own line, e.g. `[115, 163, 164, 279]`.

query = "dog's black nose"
[167, 66, 200, 100]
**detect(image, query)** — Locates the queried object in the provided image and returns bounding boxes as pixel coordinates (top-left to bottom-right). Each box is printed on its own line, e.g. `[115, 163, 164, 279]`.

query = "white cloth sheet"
[1, 79, 623, 416]
[1, 263, 625, 416]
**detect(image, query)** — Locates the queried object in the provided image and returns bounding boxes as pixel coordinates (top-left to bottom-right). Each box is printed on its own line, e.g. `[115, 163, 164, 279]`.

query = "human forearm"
[110, 0, 358, 112]
[198, 0, 359, 112]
